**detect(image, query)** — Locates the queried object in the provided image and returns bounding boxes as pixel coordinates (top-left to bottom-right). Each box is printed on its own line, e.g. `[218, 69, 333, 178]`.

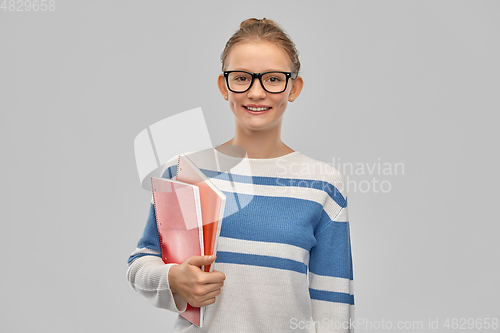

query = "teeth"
[246, 107, 270, 111]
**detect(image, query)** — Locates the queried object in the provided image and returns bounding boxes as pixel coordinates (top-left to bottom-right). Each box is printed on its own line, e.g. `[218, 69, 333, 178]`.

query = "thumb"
[188, 255, 216, 267]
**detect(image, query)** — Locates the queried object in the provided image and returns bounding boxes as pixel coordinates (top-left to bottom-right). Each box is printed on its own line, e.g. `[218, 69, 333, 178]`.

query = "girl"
[127, 18, 354, 332]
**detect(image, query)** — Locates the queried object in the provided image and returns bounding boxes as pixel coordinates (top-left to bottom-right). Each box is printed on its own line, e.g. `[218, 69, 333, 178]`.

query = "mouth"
[244, 106, 272, 112]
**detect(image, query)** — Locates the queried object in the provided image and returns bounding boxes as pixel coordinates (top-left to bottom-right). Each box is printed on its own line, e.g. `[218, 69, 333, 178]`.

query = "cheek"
[229, 94, 244, 107]
[228, 97, 242, 114]
[274, 96, 289, 110]
[229, 96, 238, 105]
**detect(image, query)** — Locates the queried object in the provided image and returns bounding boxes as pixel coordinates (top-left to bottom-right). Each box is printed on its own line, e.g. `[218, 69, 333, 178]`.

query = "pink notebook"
[176, 154, 226, 273]
[150, 177, 205, 327]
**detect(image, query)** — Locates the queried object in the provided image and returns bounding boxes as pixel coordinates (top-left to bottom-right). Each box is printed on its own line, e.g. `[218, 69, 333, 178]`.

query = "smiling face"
[218, 40, 303, 134]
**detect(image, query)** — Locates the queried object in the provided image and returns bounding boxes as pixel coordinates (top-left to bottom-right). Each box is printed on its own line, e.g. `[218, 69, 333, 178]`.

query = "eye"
[235, 76, 249, 82]
[265, 75, 283, 85]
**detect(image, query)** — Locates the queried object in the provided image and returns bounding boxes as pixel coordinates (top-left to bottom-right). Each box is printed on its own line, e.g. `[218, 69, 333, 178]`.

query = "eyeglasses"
[223, 70, 297, 94]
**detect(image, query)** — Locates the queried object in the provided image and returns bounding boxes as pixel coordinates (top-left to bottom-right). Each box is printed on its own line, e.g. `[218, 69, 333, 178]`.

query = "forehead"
[225, 41, 292, 72]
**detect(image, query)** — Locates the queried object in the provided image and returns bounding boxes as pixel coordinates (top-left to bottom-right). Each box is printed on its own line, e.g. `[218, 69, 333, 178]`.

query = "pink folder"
[150, 177, 204, 327]
[176, 154, 226, 273]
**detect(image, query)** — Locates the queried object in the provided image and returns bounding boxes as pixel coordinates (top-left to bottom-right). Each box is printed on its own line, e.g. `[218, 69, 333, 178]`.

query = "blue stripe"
[161, 165, 177, 179]
[309, 288, 354, 305]
[220, 195, 320, 251]
[134, 203, 161, 253]
[216, 251, 307, 274]
[202, 169, 346, 208]
[309, 218, 352, 279]
[127, 252, 161, 265]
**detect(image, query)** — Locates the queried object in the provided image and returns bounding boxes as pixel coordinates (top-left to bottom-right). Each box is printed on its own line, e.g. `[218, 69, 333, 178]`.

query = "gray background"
[1, 1, 498, 332]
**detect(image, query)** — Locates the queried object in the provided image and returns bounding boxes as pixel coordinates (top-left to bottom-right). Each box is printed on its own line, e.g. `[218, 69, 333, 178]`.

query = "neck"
[221, 125, 294, 159]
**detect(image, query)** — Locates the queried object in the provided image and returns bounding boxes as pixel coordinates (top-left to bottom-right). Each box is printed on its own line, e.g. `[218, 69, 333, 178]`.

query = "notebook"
[176, 153, 226, 273]
[150, 177, 205, 327]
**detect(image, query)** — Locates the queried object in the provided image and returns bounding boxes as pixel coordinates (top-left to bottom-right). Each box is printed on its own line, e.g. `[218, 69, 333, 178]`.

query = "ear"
[217, 74, 229, 100]
[288, 76, 304, 102]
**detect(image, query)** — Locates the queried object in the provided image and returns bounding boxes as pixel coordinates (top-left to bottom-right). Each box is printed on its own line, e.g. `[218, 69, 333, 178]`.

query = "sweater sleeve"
[126, 159, 188, 313]
[127, 253, 187, 313]
[309, 193, 355, 332]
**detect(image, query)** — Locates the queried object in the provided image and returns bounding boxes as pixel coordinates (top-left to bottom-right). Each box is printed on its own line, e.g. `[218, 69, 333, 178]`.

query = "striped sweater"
[127, 149, 354, 332]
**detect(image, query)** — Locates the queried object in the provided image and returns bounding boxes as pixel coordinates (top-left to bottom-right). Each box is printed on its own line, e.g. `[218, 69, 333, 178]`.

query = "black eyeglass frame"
[223, 70, 297, 94]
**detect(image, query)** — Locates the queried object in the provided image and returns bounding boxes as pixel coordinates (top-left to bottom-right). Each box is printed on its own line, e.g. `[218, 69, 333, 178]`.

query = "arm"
[309, 203, 355, 332]
[126, 201, 188, 313]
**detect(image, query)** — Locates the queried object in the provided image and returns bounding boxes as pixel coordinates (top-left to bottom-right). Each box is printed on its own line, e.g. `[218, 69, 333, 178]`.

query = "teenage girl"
[127, 18, 354, 332]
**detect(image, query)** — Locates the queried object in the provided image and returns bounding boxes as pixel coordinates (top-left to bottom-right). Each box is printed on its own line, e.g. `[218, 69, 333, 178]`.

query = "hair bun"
[240, 17, 280, 30]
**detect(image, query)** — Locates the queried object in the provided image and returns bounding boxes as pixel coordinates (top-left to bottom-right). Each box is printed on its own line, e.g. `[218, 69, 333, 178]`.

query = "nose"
[247, 78, 267, 99]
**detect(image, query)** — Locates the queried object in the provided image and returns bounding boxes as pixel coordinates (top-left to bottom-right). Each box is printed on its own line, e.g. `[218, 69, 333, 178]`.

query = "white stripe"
[333, 206, 349, 222]
[206, 263, 315, 332]
[217, 151, 345, 183]
[217, 236, 310, 265]
[309, 272, 354, 295]
[310, 299, 354, 332]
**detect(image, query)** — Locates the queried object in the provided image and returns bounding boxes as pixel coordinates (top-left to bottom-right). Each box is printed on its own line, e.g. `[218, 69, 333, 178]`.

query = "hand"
[168, 255, 226, 307]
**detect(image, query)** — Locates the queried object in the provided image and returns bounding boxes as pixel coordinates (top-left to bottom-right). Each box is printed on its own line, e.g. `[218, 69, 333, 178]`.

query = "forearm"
[126, 254, 187, 313]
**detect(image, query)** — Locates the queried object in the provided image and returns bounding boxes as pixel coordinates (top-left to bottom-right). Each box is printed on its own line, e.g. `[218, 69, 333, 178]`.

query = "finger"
[200, 272, 226, 284]
[202, 287, 222, 299]
[190, 296, 217, 308]
[192, 281, 224, 299]
[190, 289, 222, 307]
[211, 270, 226, 279]
[205, 282, 224, 292]
[187, 255, 216, 267]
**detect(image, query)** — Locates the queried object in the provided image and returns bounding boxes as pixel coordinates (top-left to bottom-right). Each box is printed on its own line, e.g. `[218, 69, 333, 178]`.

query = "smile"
[244, 106, 271, 111]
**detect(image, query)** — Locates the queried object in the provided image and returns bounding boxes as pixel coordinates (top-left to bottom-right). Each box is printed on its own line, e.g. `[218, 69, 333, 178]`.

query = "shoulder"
[288, 152, 348, 207]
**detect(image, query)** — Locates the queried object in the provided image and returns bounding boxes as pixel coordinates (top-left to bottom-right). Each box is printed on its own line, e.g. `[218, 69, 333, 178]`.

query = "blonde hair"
[220, 18, 301, 75]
